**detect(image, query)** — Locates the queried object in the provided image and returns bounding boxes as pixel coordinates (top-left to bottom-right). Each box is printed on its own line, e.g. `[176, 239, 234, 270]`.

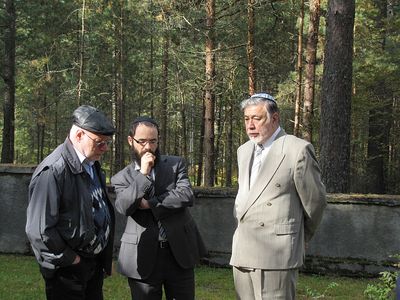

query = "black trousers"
[42, 256, 105, 300]
[128, 245, 195, 300]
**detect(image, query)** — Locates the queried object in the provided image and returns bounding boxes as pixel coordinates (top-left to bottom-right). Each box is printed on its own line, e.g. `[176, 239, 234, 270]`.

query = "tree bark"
[113, 1, 126, 175]
[203, 0, 216, 187]
[196, 98, 205, 186]
[1, 0, 16, 163]
[302, 0, 320, 143]
[160, 33, 170, 154]
[225, 97, 233, 187]
[77, 0, 85, 106]
[366, 0, 392, 193]
[150, 0, 155, 118]
[247, 0, 256, 95]
[320, 0, 355, 193]
[293, 0, 304, 137]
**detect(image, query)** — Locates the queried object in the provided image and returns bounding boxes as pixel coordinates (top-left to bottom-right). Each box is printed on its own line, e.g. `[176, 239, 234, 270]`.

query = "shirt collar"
[73, 145, 94, 167]
[257, 126, 281, 149]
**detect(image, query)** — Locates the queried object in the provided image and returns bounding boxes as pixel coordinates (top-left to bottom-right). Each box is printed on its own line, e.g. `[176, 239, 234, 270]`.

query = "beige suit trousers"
[233, 267, 298, 300]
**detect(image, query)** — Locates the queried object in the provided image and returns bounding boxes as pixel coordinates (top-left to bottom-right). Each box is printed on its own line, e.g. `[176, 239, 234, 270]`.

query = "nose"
[247, 120, 255, 129]
[143, 142, 152, 150]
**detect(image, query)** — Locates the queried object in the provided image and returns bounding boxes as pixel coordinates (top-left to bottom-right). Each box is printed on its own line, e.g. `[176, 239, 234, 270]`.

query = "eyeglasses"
[83, 131, 112, 148]
[132, 137, 158, 146]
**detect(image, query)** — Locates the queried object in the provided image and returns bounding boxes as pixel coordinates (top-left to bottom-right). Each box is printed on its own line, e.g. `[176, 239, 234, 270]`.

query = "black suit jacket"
[111, 155, 206, 279]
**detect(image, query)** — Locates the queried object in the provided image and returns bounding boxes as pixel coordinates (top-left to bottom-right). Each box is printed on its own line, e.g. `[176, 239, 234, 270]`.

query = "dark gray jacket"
[111, 155, 207, 280]
[25, 137, 115, 277]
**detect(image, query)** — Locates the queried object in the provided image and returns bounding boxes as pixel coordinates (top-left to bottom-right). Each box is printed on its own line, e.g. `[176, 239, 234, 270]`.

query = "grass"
[0, 254, 378, 299]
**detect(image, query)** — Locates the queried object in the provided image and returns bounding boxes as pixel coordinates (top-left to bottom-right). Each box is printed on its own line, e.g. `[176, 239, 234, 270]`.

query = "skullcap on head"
[132, 116, 159, 128]
[251, 92, 276, 104]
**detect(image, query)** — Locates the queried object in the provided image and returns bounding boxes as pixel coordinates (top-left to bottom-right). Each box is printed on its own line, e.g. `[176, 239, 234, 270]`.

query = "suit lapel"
[239, 142, 254, 192]
[239, 130, 287, 220]
[153, 156, 167, 193]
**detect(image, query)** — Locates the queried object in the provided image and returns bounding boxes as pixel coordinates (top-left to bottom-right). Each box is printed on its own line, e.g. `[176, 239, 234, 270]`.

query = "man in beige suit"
[230, 93, 327, 299]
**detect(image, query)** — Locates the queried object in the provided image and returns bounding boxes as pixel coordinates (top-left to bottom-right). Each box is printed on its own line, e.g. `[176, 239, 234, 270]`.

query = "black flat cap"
[72, 105, 115, 136]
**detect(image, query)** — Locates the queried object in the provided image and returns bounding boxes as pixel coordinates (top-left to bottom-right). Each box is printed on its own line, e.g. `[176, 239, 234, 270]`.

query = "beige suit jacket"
[230, 130, 326, 270]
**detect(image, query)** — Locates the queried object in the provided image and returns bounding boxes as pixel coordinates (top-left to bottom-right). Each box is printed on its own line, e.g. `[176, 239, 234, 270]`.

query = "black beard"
[131, 146, 160, 166]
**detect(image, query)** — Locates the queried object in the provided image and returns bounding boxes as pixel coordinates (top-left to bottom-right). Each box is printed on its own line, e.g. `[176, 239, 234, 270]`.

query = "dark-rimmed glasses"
[83, 131, 112, 148]
[132, 137, 158, 147]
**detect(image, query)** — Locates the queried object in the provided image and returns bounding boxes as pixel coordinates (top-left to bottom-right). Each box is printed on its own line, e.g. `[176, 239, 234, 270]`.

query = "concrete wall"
[0, 165, 36, 254]
[192, 189, 400, 276]
[1, 165, 399, 276]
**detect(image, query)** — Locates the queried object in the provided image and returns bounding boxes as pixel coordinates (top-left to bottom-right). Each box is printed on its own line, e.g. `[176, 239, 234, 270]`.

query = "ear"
[75, 128, 84, 141]
[127, 136, 133, 147]
[272, 112, 280, 123]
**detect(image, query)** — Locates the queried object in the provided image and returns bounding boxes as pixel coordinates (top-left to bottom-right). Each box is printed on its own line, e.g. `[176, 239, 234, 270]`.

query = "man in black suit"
[111, 116, 206, 300]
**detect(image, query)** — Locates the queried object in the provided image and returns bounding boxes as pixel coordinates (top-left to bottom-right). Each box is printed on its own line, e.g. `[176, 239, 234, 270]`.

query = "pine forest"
[1, 0, 399, 193]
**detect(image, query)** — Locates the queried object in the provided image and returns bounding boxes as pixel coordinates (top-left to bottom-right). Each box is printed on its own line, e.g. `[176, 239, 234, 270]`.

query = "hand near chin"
[140, 152, 155, 175]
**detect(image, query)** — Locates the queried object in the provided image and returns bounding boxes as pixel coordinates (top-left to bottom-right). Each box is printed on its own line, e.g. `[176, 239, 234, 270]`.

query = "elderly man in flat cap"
[26, 105, 115, 300]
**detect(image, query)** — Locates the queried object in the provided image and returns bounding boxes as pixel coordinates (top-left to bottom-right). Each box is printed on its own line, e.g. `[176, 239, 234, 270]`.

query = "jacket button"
[259, 222, 264, 227]
[275, 183, 281, 187]
[267, 202, 272, 206]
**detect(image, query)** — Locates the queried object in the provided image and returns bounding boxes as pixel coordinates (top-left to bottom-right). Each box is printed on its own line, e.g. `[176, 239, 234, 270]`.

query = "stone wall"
[1, 165, 399, 276]
[191, 188, 400, 277]
[0, 165, 36, 254]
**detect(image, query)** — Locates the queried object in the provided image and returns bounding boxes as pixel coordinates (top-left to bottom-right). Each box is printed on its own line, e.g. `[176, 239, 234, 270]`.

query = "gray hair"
[240, 93, 279, 115]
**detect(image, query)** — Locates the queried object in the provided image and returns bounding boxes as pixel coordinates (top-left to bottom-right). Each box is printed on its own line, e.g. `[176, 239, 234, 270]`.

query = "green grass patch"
[0, 254, 377, 299]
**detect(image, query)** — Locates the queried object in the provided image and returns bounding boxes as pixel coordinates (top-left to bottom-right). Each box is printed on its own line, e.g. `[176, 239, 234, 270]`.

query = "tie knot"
[83, 161, 95, 179]
[255, 144, 263, 155]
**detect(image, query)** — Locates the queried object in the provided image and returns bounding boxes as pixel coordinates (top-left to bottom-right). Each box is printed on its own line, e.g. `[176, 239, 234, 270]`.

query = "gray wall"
[192, 189, 400, 276]
[1, 165, 399, 276]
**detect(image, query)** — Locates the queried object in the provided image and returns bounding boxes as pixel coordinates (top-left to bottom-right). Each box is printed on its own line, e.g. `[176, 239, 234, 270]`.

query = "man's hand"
[140, 152, 155, 175]
[139, 198, 151, 209]
[72, 255, 81, 265]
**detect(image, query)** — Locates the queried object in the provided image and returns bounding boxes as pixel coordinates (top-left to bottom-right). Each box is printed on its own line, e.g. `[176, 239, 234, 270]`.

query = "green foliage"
[364, 254, 400, 299]
[364, 271, 397, 300]
[304, 281, 339, 299]
[2, 0, 400, 189]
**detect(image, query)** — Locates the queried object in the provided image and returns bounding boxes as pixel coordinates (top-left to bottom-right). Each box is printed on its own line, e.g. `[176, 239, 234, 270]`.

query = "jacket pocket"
[120, 232, 138, 244]
[274, 222, 300, 235]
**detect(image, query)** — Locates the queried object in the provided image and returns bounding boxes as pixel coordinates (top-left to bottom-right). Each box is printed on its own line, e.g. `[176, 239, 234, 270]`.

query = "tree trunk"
[225, 97, 233, 187]
[113, 1, 125, 175]
[302, 0, 320, 143]
[203, 0, 216, 187]
[150, 0, 155, 118]
[247, 0, 256, 95]
[77, 0, 85, 105]
[366, 0, 392, 193]
[160, 33, 169, 154]
[196, 98, 205, 186]
[1, 0, 16, 163]
[180, 92, 187, 159]
[320, 0, 355, 193]
[293, 0, 304, 137]
[214, 95, 223, 186]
